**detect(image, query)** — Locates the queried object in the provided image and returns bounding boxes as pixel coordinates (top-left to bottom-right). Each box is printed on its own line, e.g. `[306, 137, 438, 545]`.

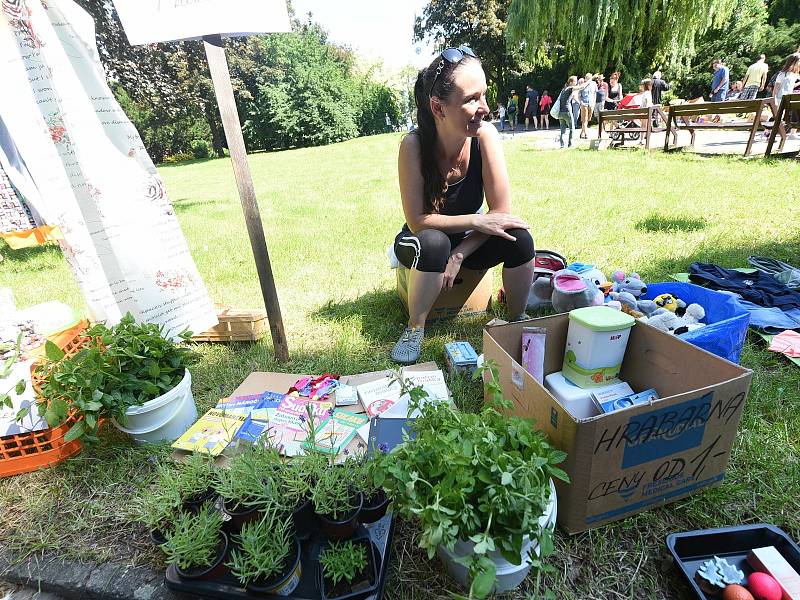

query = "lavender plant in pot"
[311, 459, 362, 540]
[161, 502, 228, 581]
[318, 538, 379, 600]
[227, 504, 302, 596]
[135, 464, 182, 545]
[278, 452, 326, 539]
[215, 446, 276, 529]
[355, 451, 391, 525]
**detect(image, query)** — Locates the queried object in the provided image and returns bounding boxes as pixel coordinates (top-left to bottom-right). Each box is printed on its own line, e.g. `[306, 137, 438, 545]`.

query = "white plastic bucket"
[437, 479, 558, 594]
[112, 369, 197, 445]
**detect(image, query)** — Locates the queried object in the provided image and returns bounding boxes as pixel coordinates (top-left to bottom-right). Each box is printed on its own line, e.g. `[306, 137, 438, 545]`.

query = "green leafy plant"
[1, 332, 28, 420]
[33, 313, 194, 443]
[160, 502, 224, 572]
[319, 539, 368, 588]
[373, 361, 569, 599]
[353, 450, 383, 503]
[227, 505, 293, 587]
[278, 452, 324, 510]
[311, 460, 358, 520]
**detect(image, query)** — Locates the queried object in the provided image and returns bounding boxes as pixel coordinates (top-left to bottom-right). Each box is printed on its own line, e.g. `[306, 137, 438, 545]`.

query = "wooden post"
[202, 34, 289, 362]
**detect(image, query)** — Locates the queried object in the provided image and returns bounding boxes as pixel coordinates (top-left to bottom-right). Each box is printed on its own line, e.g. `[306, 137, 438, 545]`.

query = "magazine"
[216, 390, 284, 421]
[172, 408, 247, 456]
[304, 410, 369, 455]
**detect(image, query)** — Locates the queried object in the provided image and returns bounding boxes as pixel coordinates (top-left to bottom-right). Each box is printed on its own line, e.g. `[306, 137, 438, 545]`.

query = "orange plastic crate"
[0, 333, 88, 478]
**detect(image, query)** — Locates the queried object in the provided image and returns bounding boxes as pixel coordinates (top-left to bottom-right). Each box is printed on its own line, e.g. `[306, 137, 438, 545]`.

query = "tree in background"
[73, 1, 402, 161]
[506, 0, 740, 75]
[413, 0, 530, 94]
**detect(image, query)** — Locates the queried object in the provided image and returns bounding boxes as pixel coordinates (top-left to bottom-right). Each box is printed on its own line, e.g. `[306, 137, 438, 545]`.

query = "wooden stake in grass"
[202, 34, 289, 362]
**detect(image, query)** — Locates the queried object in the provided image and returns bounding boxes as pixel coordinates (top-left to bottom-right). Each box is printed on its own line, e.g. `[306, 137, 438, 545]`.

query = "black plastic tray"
[666, 523, 800, 599]
[165, 513, 394, 599]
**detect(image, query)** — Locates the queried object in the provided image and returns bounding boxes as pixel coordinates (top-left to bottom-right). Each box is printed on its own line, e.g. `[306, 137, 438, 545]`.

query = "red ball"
[747, 572, 783, 600]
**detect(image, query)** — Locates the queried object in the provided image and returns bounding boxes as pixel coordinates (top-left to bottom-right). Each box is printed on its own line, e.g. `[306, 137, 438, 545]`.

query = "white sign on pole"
[112, 0, 290, 45]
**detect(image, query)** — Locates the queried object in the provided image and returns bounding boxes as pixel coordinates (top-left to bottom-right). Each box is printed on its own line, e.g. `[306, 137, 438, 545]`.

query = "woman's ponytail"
[413, 69, 446, 213]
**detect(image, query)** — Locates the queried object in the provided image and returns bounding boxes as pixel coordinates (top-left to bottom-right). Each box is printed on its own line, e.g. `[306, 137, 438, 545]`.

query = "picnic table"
[597, 106, 675, 150]
[663, 98, 783, 157]
[766, 93, 800, 157]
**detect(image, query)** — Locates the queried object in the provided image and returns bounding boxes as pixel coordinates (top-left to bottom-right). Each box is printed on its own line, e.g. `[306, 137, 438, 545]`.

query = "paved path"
[493, 121, 800, 155]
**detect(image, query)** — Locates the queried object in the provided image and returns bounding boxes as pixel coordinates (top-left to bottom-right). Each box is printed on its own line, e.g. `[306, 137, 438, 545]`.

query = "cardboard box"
[396, 266, 492, 321]
[483, 314, 753, 534]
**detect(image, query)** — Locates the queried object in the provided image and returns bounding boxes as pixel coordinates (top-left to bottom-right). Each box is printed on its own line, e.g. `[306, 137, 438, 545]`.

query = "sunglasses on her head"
[428, 45, 477, 97]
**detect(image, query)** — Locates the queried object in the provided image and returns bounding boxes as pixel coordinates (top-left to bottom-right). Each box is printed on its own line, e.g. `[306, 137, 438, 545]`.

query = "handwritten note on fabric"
[0, 0, 217, 337]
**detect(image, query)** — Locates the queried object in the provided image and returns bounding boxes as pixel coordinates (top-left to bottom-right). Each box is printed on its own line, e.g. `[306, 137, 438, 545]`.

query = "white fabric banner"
[0, 0, 217, 338]
[111, 0, 290, 45]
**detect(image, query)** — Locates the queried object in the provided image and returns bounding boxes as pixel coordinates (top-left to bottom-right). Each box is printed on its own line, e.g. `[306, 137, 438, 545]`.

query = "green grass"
[1, 134, 799, 599]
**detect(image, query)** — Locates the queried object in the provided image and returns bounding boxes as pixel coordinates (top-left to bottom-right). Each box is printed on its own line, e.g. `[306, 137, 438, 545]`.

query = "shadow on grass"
[0, 240, 63, 268]
[635, 214, 707, 233]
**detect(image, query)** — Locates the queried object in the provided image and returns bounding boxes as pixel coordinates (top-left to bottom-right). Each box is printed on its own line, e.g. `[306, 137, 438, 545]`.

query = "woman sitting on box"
[390, 46, 535, 364]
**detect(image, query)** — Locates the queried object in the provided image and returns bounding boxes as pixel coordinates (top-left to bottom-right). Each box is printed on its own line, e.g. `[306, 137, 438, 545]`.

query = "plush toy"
[640, 303, 706, 335]
[608, 291, 663, 318]
[653, 293, 687, 314]
[611, 271, 648, 297]
[532, 269, 604, 313]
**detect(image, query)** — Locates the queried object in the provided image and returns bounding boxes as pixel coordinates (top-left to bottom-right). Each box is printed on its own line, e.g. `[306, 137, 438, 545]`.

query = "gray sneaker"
[390, 327, 424, 365]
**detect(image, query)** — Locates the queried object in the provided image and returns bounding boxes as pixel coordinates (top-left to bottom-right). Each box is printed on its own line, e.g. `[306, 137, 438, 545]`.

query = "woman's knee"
[505, 228, 535, 267]
[400, 229, 451, 272]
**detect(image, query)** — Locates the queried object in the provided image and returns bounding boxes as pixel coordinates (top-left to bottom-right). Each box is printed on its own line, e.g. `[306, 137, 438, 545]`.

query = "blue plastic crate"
[641, 282, 750, 364]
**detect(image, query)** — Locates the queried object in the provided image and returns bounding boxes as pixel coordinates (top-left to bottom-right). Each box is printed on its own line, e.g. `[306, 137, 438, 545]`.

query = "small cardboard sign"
[112, 0, 290, 45]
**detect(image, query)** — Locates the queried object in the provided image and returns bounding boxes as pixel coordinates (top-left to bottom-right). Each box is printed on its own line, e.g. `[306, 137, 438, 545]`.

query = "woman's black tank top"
[402, 136, 483, 231]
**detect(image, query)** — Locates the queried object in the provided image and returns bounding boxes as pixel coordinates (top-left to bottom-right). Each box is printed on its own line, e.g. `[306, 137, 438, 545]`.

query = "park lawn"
[1, 133, 799, 599]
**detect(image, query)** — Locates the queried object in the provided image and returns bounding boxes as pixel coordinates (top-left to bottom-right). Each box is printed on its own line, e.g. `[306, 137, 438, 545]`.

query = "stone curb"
[0, 551, 174, 600]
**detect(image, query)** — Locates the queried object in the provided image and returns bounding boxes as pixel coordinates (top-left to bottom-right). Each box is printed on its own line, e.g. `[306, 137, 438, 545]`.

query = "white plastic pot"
[112, 369, 197, 445]
[436, 479, 558, 594]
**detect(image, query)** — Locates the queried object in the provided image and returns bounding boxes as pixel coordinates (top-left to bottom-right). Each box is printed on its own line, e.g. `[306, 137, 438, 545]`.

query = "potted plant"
[175, 452, 219, 509]
[215, 446, 277, 529]
[373, 362, 568, 598]
[317, 538, 378, 600]
[354, 452, 391, 525]
[311, 460, 362, 540]
[135, 463, 183, 544]
[227, 504, 301, 596]
[278, 452, 326, 539]
[33, 313, 196, 444]
[161, 502, 228, 581]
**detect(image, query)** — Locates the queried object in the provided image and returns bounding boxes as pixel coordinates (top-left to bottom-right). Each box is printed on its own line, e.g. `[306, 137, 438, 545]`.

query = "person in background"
[773, 53, 800, 139]
[496, 101, 507, 131]
[556, 76, 594, 148]
[523, 84, 540, 130]
[636, 79, 653, 107]
[606, 71, 623, 109]
[726, 80, 743, 100]
[710, 59, 730, 102]
[741, 54, 769, 100]
[579, 72, 598, 139]
[507, 91, 518, 131]
[391, 46, 535, 363]
[651, 71, 670, 105]
[595, 73, 608, 117]
[572, 78, 583, 128]
[539, 89, 553, 129]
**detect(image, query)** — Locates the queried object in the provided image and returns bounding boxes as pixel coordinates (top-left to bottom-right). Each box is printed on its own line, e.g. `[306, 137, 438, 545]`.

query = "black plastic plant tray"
[666, 523, 800, 599]
[165, 513, 394, 600]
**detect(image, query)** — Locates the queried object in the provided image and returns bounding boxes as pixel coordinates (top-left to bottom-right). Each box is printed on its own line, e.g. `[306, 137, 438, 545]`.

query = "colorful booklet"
[356, 375, 402, 418]
[216, 390, 284, 422]
[304, 410, 369, 455]
[171, 408, 247, 456]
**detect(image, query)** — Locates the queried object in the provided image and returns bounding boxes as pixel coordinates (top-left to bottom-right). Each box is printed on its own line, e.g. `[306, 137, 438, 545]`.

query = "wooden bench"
[663, 98, 783, 157]
[597, 106, 675, 150]
[766, 93, 800, 157]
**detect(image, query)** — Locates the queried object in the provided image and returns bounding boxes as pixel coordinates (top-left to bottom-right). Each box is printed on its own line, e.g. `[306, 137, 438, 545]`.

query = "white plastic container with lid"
[562, 306, 635, 388]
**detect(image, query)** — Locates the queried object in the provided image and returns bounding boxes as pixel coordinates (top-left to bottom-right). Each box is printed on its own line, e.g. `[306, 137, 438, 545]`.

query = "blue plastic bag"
[641, 282, 750, 364]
